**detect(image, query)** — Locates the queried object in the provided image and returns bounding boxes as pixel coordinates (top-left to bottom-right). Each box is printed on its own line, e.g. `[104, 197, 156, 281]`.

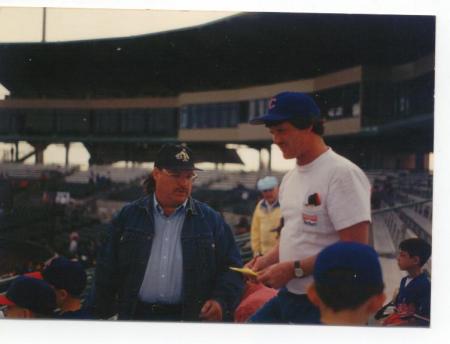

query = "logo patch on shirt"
[305, 193, 321, 206]
[303, 213, 318, 225]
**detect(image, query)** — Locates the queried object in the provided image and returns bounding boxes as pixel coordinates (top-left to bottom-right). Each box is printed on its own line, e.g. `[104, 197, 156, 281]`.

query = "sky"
[0, 7, 238, 42]
[0, 1, 450, 343]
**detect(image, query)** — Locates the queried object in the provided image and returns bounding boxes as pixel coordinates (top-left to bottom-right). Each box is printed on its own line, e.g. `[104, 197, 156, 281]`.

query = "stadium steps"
[372, 215, 397, 258]
[400, 208, 432, 236]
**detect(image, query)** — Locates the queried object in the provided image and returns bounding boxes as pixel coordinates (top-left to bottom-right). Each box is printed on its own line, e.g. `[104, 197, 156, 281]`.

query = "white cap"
[257, 176, 278, 191]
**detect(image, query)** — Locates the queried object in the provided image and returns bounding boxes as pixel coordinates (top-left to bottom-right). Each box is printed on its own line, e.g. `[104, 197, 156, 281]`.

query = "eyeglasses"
[161, 169, 198, 182]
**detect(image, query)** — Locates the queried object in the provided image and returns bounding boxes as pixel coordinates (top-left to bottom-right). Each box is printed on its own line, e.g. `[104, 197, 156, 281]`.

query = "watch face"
[295, 268, 304, 278]
[294, 261, 303, 278]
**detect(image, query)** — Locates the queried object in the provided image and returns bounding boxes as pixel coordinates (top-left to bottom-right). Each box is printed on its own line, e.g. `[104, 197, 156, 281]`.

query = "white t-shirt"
[279, 148, 371, 294]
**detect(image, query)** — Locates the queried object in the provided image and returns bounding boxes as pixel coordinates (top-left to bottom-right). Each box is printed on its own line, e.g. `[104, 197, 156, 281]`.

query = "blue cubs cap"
[155, 143, 202, 171]
[249, 92, 320, 125]
[42, 256, 87, 297]
[314, 242, 383, 287]
[257, 176, 278, 191]
[0, 275, 56, 315]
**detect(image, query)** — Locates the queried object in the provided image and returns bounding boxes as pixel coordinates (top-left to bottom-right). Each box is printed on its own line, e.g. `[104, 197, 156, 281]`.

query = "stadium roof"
[0, 12, 435, 99]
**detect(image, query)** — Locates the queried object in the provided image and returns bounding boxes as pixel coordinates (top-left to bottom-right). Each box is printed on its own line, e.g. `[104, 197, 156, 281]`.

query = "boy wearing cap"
[0, 275, 56, 318]
[42, 256, 92, 319]
[94, 143, 243, 321]
[247, 92, 371, 324]
[250, 176, 282, 257]
[307, 242, 386, 325]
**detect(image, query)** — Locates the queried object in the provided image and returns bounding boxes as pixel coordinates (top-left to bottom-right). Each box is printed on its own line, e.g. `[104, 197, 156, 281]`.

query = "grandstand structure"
[0, 12, 434, 171]
[0, 12, 434, 305]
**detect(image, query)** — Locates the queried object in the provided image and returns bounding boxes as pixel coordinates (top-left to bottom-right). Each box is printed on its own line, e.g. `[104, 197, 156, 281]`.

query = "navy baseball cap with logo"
[0, 275, 56, 315]
[314, 241, 383, 288]
[42, 256, 87, 297]
[249, 92, 320, 125]
[154, 144, 202, 171]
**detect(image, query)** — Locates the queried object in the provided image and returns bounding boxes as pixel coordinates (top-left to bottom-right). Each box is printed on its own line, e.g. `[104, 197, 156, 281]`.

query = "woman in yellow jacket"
[251, 176, 282, 257]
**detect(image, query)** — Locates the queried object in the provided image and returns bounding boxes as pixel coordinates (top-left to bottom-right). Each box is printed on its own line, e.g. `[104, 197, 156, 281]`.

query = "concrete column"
[31, 143, 47, 165]
[15, 142, 19, 162]
[64, 142, 70, 167]
[259, 148, 264, 172]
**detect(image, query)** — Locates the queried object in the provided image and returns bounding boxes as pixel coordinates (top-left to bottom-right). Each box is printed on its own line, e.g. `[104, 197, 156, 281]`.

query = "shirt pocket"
[301, 205, 329, 232]
[118, 228, 148, 269]
[196, 235, 217, 274]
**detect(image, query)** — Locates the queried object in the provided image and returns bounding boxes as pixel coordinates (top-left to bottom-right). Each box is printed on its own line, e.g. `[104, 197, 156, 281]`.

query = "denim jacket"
[93, 194, 244, 321]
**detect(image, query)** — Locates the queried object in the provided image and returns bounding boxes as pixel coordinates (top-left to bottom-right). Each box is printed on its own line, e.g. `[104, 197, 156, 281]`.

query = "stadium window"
[190, 106, 198, 129]
[328, 108, 335, 118]
[188, 106, 194, 129]
[206, 105, 213, 128]
[399, 96, 407, 113]
[199, 105, 208, 128]
[224, 103, 231, 128]
[352, 103, 361, 117]
[230, 104, 239, 127]
[24, 109, 54, 134]
[58, 109, 90, 135]
[239, 101, 249, 123]
[0, 109, 12, 134]
[257, 99, 266, 117]
[248, 100, 256, 120]
[180, 107, 188, 129]
[213, 103, 221, 128]
[219, 105, 228, 128]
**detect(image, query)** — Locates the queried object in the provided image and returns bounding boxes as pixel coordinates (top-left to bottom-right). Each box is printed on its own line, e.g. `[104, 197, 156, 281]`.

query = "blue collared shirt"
[138, 195, 186, 304]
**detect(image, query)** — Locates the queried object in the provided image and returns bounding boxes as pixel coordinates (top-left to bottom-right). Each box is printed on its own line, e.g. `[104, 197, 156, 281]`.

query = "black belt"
[135, 301, 183, 318]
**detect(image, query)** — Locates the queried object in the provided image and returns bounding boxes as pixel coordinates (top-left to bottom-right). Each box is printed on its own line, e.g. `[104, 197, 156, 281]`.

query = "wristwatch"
[294, 260, 304, 278]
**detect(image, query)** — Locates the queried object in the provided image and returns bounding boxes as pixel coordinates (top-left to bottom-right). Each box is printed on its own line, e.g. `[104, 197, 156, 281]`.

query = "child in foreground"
[307, 241, 386, 325]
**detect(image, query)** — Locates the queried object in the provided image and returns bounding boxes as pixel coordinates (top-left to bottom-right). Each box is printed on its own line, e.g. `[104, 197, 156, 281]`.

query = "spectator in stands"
[42, 256, 93, 319]
[93, 143, 243, 321]
[0, 275, 56, 318]
[68, 231, 80, 259]
[246, 92, 371, 324]
[88, 170, 95, 186]
[250, 176, 282, 257]
[382, 238, 431, 326]
[371, 184, 382, 210]
[235, 216, 250, 235]
[382, 178, 394, 205]
[307, 241, 386, 325]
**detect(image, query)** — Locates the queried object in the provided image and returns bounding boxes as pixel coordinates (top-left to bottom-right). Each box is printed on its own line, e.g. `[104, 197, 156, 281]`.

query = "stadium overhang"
[0, 12, 435, 99]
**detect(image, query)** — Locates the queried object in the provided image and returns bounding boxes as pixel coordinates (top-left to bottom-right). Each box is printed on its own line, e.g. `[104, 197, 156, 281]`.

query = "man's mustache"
[175, 188, 189, 193]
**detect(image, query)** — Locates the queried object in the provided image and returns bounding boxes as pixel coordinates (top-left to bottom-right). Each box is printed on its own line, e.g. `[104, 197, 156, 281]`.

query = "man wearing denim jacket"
[93, 144, 244, 321]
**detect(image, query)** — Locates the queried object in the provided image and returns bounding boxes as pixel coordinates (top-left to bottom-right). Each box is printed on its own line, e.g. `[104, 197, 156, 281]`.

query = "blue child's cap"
[0, 275, 56, 315]
[43, 256, 87, 297]
[257, 176, 278, 191]
[249, 92, 320, 125]
[314, 242, 383, 287]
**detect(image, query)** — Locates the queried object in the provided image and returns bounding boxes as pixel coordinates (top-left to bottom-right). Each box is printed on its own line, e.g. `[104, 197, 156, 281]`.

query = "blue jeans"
[248, 288, 320, 324]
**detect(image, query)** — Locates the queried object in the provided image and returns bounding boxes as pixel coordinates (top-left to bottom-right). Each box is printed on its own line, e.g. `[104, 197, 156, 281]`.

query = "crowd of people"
[0, 91, 431, 327]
